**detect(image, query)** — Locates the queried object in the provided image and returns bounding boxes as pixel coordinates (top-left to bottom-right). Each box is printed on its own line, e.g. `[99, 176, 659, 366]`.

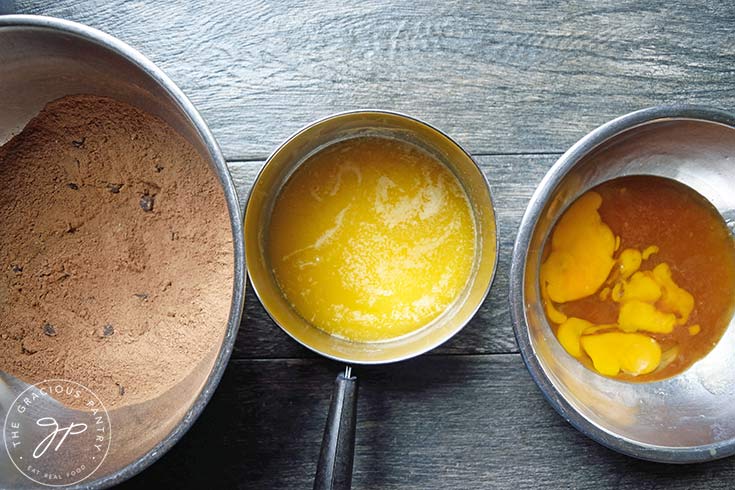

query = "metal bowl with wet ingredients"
[510, 105, 735, 463]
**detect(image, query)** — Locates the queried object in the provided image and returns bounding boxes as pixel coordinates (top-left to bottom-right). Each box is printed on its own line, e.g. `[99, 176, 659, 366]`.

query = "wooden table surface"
[5, 1, 735, 488]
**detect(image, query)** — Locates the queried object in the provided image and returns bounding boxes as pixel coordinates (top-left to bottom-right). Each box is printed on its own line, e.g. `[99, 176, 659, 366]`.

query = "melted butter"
[268, 137, 476, 342]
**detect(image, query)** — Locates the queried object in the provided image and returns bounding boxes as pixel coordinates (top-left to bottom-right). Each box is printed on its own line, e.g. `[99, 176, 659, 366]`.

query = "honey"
[268, 137, 476, 342]
[541, 176, 735, 381]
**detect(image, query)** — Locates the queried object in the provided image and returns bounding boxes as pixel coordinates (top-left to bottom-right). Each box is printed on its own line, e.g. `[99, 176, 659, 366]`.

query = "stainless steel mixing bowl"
[0, 15, 245, 488]
[510, 105, 735, 463]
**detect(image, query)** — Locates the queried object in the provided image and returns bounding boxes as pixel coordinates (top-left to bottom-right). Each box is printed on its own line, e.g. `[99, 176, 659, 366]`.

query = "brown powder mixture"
[0, 95, 233, 409]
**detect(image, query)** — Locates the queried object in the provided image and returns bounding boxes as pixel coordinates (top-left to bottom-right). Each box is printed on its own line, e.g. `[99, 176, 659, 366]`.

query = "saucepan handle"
[313, 367, 358, 490]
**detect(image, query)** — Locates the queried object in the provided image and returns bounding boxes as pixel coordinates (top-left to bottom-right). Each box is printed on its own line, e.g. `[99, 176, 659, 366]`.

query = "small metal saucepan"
[244, 111, 498, 489]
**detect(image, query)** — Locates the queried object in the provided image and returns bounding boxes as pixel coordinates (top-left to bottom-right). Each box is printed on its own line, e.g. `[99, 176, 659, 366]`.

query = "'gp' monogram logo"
[3, 379, 111, 487]
[33, 418, 88, 458]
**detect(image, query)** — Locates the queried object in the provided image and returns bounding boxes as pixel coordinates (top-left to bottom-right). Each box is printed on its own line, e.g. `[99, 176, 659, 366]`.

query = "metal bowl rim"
[509, 104, 735, 463]
[244, 109, 499, 364]
[0, 14, 246, 487]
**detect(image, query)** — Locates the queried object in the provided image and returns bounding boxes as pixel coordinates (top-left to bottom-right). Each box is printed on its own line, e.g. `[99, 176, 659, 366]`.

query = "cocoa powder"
[0, 95, 234, 409]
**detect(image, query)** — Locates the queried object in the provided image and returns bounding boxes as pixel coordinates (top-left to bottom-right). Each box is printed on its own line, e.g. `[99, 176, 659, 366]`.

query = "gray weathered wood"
[229, 154, 554, 359]
[117, 356, 735, 489]
[5, 2, 735, 488]
[11, 0, 735, 160]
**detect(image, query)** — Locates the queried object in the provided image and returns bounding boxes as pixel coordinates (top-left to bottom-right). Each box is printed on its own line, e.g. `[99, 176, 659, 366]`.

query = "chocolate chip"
[67, 183, 79, 190]
[134, 293, 148, 300]
[11, 264, 22, 273]
[71, 137, 86, 148]
[102, 324, 115, 337]
[107, 183, 123, 194]
[140, 193, 155, 212]
[154, 162, 164, 172]
[43, 323, 57, 337]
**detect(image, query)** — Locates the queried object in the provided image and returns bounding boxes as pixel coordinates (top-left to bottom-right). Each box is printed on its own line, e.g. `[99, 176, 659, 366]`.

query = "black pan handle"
[314, 366, 358, 490]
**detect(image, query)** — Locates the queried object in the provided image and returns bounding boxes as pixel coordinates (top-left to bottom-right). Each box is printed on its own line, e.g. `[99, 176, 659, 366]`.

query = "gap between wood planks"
[225, 151, 564, 163]
[227, 351, 521, 363]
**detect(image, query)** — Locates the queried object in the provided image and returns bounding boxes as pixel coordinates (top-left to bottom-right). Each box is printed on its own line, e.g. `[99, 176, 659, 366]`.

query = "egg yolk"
[611, 271, 661, 304]
[652, 263, 694, 325]
[618, 301, 676, 334]
[540, 192, 616, 303]
[541, 190, 699, 378]
[616, 248, 642, 280]
[580, 332, 661, 377]
[556, 317, 595, 358]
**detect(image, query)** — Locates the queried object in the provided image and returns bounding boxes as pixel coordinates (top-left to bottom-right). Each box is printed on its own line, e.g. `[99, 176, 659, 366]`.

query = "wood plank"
[11, 1, 735, 159]
[4, 3, 734, 489]
[117, 355, 735, 489]
[228, 154, 554, 359]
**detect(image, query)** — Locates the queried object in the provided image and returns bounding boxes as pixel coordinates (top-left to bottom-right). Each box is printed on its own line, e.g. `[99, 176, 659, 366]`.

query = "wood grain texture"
[228, 154, 554, 359]
[10, 0, 735, 160]
[4, 2, 735, 488]
[117, 355, 735, 489]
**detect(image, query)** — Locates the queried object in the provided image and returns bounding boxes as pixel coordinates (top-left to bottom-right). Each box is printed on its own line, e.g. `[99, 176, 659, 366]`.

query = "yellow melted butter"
[268, 137, 476, 342]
